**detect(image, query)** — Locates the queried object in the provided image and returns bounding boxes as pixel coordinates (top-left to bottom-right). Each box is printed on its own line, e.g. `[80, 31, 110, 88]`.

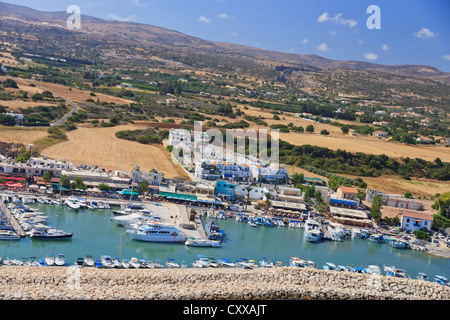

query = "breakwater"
[0, 267, 448, 300]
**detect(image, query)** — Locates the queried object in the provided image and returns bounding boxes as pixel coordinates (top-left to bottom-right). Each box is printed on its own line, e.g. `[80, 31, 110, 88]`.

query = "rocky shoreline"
[0, 266, 448, 300]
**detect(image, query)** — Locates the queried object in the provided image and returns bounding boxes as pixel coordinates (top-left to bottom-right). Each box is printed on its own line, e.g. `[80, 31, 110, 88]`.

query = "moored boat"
[54, 254, 66, 266]
[127, 223, 186, 243]
[185, 238, 222, 247]
[369, 233, 386, 243]
[289, 256, 306, 267]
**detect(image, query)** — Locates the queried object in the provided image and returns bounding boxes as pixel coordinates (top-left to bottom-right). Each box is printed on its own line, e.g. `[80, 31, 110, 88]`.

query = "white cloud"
[364, 53, 378, 60]
[317, 42, 329, 52]
[414, 28, 437, 39]
[217, 13, 228, 19]
[301, 38, 309, 44]
[231, 32, 238, 37]
[443, 54, 450, 61]
[198, 16, 211, 23]
[107, 13, 136, 22]
[130, 0, 147, 7]
[329, 30, 337, 36]
[381, 44, 389, 51]
[317, 12, 357, 28]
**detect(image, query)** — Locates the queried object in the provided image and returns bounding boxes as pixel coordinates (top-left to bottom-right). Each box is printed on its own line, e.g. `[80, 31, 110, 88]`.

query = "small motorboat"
[101, 255, 115, 268]
[74, 257, 85, 267]
[218, 258, 235, 268]
[94, 259, 103, 268]
[84, 255, 95, 267]
[434, 275, 448, 286]
[55, 254, 66, 266]
[45, 254, 55, 266]
[165, 258, 180, 268]
[121, 259, 131, 269]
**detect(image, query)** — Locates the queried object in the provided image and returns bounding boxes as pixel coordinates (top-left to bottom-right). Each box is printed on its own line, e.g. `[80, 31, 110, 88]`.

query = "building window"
[406, 218, 410, 223]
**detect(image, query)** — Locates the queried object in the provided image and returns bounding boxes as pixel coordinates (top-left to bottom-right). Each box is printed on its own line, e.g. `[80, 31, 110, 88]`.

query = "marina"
[0, 193, 449, 283]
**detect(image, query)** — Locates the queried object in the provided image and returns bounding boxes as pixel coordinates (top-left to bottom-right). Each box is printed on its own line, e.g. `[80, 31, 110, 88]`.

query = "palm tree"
[60, 174, 70, 187]
[139, 180, 149, 196]
[245, 186, 253, 209]
[42, 172, 52, 185]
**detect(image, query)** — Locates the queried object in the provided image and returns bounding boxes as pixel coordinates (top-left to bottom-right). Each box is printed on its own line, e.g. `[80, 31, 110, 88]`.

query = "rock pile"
[0, 266, 448, 300]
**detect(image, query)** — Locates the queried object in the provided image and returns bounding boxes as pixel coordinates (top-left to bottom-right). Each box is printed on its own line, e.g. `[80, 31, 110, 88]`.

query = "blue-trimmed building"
[214, 180, 236, 201]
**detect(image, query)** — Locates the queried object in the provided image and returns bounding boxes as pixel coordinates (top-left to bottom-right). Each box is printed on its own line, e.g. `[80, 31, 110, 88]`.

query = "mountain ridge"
[0, 1, 449, 82]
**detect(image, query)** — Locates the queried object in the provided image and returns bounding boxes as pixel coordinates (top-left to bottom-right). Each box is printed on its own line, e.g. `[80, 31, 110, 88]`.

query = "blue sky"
[4, 0, 450, 71]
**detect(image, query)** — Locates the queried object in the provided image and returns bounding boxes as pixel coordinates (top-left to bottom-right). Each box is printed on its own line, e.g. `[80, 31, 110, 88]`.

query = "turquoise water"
[2, 203, 449, 279]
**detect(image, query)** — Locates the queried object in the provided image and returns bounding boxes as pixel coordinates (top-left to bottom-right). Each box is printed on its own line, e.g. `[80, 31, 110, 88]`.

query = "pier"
[0, 199, 25, 237]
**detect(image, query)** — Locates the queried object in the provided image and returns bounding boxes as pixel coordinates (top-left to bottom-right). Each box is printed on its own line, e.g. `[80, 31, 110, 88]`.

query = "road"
[34, 84, 79, 127]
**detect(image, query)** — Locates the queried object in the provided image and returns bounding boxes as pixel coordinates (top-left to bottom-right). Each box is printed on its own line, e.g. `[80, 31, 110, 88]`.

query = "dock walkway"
[0, 200, 25, 237]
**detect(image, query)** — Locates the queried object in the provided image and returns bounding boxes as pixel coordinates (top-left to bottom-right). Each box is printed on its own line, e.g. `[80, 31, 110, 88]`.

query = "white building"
[131, 168, 163, 186]
[366, 189, 424, 211]
[250, 163, 288, 183]
[401, 211, 433, 232]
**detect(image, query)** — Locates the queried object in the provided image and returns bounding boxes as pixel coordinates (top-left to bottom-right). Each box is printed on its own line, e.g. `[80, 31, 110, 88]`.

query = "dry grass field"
[40, 124, 189, 180]
[0, 126, 48, 145]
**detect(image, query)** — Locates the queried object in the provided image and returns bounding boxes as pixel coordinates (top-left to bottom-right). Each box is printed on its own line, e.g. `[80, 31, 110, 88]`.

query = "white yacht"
[65, 197, 81, 211]
[111, 212, 155, 227]
[327, 222, 346, 238]
[101, 255, 115, 268]
[45, 254, 55, 266]
[126, 223, 187, 243]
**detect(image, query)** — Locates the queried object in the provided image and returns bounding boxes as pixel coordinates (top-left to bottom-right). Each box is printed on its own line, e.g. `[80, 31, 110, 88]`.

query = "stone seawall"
[0, 267, 448, 300]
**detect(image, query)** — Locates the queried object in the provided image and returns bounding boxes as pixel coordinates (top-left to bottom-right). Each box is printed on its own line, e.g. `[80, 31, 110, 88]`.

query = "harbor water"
[2, 203, 449, 279]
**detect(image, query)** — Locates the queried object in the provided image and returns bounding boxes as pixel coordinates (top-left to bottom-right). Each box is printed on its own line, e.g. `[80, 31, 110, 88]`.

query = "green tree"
[98, 183, 111, 192]
[292, 172, 304, 185]
[42, 172, 52, 185]
[71, 177, 87, 190]
[306, 125, 314, 133]
[139, 180, 149, 194]
[60, 174, 71, 187]
[341, 125, 350, 134]
[370, 195, 383, 222]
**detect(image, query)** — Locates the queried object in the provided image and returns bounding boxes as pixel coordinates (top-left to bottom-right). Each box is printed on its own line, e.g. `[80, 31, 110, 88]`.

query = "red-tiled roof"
[339, 186, 358, 194]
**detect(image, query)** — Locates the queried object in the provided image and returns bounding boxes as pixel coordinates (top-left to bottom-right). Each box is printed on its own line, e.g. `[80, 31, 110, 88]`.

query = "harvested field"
[279, 132, 450, 162]
[0, 126, 47, 145]
[41, 124, 189, 180]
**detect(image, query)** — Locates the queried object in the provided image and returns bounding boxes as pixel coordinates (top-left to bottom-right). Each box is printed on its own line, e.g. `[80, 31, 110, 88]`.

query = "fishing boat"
[54, 254, 66, 266]
[351, 228, 362, 239]
[323, 262, 337, 271]
[208, 257, 220, 268]
[84, 255, 94, 267]
[218, 258, 235, 268]
[434, 275, 448, 286]
[45, 254, 55, 266]
[239, 258, 258, 269]
[126, 223, 187, 243]
[249, 220, 257, 227]
[416, 273, 429, 281]
[390, 239, 410, 249]
[64, 197, 80, 211]
[289, 257, 306, 267]
[306, 261, 316, 268]
[366, 265, 381, 275]
[185, 237, 222, 247]
[305, 219, 322, 242]
[361, 229, 370, 239]
[384, 265, 408, 278]
[369, 234, 386, 243]
[192, 255, 211, 268]
[327, 222, 346, 238]
[305, 229, 322, 242]
[139, 259, 149, 268]
[259, 257, 272, 268]
[165, 258, 180, 268]
[101, 255, 114, 268]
